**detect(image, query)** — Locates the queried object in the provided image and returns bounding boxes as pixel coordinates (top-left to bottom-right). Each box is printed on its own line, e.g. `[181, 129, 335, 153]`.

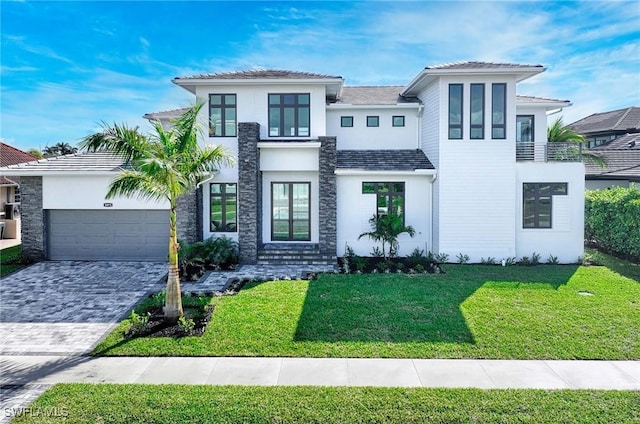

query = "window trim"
[209, 94, 237, 137]
[522, 182, 568, 229]
[392, 115, 405, 127]
[268, 93, 311, 137]
[210, 183, 237, 232]
[470, 83, 485, 139]
[362, 182, 406, 223]
[491, 83, 506, 139]
[366, 116, 380, 127]
[341, 116, 354, 127]
[448, 84, 463, 139]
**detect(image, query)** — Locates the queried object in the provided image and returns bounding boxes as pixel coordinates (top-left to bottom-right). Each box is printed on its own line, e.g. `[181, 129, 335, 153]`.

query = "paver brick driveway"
[0, 261, 166, 355]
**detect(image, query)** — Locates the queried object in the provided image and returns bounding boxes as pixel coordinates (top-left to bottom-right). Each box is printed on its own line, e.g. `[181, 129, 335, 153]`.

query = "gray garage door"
[47, 210, 169, 261]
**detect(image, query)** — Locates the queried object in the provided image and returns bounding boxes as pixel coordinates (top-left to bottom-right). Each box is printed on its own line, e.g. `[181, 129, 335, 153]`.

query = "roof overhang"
[172, 77, 345, 99]
[335, 169, 437, 176]
[327, 103, 422, 110]
[0, 169, 121, 177]
[402, 66, 546, 96]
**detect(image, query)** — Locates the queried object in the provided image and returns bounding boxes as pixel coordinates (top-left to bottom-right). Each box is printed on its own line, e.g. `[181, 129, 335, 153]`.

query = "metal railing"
[516, 142, 583, 162]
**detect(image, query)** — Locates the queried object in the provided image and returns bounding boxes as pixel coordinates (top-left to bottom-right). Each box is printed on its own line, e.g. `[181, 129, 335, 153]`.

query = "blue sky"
[1, 1, 639, 151]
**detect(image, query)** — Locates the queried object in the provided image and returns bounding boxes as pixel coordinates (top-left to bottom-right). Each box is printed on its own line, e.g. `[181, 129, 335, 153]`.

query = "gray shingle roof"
[335, 86, 420, 105]
[570, 107, 640, 135]
[585, 149, 640, 181]
[337, 150, 434, 171]
[175, 69, 342, 81]
[426, 61, 543, 70]
[591, 133, 640, 150]
[1, 152, 127, 173]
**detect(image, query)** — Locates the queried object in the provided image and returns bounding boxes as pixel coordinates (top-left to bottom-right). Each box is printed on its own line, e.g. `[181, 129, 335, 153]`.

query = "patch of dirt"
[124, 304, 214, 339]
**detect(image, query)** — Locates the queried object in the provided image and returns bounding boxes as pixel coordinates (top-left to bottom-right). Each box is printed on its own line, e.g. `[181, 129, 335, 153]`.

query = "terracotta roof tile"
[0, 142, 37, 167]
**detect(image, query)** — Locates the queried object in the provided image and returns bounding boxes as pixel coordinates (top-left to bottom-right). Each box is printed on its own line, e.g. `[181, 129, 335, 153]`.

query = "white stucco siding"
[42, 175, 168, 210]
[336, 173, 432, 257]
[326, 107, 419, 150]
[259, 145, 319, 171]
[437, 142, 517, 261]
[419, 80, 440, 168]
[261, 171, 319, 244]
[516, 162, 585, 263]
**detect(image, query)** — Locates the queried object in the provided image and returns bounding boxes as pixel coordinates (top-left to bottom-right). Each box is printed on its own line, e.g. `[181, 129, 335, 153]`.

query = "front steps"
[257, 243, 337, 265]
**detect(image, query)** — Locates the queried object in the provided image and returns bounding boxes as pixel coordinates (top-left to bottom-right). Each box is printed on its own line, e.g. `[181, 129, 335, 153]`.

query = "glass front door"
[271, 182, 310, 241]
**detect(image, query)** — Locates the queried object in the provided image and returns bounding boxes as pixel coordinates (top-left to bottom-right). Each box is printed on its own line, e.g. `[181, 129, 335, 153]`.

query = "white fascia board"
[0, 170, 121, 177]
[257, 142, 321, 149]
[335, 169, 437, 176]
[517, 100, 572, 110]
[327, 103, 422, 110]
[173, 78, 344, 95]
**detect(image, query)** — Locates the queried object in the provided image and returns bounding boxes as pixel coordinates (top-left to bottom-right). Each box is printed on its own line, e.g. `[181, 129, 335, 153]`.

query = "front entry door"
[271, 182, 311, 241]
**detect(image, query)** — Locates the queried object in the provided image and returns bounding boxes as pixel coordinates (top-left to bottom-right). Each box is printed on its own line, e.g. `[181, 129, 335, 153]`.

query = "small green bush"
[585, 186, 640, 260]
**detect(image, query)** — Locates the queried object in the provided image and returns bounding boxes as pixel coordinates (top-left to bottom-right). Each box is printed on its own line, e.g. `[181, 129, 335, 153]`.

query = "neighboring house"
[569, 107, 640, 189]
[0, 142, 37, 239]
[1, 61, 585, 263]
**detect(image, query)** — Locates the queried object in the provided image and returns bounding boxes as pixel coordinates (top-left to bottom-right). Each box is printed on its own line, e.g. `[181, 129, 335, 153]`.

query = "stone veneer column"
[237, 122, 261, 264]
[318, 136, 337, 257]
[20, 176, 46, 262]
[177, 187, 202, 244]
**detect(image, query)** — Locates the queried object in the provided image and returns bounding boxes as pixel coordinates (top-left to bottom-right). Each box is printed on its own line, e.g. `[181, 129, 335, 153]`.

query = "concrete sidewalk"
[2, 355, 638, 389]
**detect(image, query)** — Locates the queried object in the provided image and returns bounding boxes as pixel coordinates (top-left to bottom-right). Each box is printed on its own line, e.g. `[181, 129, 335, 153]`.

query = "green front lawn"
[94, 265, 640, 359]
[0, 244, 25, 276]
[11, 384, 640, 424]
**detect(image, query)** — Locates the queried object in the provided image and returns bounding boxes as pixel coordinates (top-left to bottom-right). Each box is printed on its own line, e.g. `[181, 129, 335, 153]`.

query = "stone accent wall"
[20, 176, 46, 262]
[176, 188, 201, 244]
[318, 136, 337, 257]
[237, 122, 261, 264]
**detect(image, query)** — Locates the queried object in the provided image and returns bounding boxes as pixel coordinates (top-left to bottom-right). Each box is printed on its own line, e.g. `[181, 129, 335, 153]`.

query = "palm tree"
[548, 117, 606, 167]
[358, 213, 415, 260]
[42, 142, 78, 157]
[80, 103, 232, 321]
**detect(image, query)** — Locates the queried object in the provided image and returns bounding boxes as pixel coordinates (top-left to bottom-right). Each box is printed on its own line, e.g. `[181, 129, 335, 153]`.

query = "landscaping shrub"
[585, 186, 640, 260]
[179, 236, 240, 281]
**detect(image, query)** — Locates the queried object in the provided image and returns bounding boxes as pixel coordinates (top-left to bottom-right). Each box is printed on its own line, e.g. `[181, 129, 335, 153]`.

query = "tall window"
[492, 83, 506, 139]
[268, 93, 310, 137]
[209, 94, 236, 137]
[210, 183, 237, 232]
[516, 115, 535, 142]
[362, 182, 405, 222]
[449, 84, 463, 139]
[470, 83, 485, 139]
[523, 183, 567, 229]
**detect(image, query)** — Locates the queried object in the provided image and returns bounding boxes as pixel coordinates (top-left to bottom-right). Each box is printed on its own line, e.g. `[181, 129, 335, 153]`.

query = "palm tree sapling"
[358, 213, 416, 260]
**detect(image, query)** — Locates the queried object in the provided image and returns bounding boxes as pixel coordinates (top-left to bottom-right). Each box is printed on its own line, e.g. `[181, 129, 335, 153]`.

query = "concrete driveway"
[0, 261, 166, 355]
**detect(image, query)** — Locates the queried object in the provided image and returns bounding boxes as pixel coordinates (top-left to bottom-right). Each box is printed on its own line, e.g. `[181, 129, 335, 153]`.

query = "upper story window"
[362, 182, 405, 223]
[268, 93, 310, 137]
[470, 84, 485, 139]
[210, 183, 237, 232]
[516, 115, 535, 142]
[367, 116, 379, 127]
[523, 183, 567, 229]
[448, 84, 463, 139]
[341, 116, 354, 127]
[392, 116, 405, 127]
[209, 94, 237, 137]
[492, 83, 506, 139]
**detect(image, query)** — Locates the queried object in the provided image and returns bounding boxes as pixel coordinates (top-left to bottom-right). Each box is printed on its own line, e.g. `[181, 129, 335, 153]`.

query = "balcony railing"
[516, 142, 583, 162]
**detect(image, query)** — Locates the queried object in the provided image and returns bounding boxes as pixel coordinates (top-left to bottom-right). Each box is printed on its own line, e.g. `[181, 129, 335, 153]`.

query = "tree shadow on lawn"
[293, 265, 579, 344]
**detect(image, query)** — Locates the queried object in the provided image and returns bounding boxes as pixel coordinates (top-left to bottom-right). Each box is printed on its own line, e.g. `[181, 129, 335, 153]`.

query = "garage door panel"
[48, 210, 170, 261]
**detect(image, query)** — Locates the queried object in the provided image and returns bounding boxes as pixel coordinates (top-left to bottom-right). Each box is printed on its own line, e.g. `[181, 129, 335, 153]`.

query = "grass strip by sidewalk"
[10, 384, 640, 424]
[94, 265, 640, 359]
[0, 244, 24, 277]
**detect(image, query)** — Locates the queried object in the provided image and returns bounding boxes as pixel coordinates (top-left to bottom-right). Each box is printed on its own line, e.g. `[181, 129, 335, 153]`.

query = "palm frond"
[105, 171, 169, 203]
[172, 103, 205, 154]
[80, 122, 150, 163]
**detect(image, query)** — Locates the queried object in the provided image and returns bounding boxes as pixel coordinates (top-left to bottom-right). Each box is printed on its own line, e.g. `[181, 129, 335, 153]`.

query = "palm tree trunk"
[164, 205, 183, 322]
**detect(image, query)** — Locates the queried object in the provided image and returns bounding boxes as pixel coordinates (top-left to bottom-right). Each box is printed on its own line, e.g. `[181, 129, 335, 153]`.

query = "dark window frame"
[210, 183, 237, 232]
[516, 115, 535, 142]
[271, 181, 311, 241]
[449, 84, 463, 139]
[366, 116, 380, 127]
[470, 83, 485, 139]
[522, 182, 568, 229]
[268, 93, 310, 137]
[209, 94, 237, 137]
[392, 115, 405, 127]
[341, 116, 354, 127]
[492, 83, 507, 139]
[362, 182, 406, 223]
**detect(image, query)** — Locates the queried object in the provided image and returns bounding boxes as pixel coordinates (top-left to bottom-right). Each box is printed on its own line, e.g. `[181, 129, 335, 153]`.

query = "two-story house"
[3, 61, 585, 263]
